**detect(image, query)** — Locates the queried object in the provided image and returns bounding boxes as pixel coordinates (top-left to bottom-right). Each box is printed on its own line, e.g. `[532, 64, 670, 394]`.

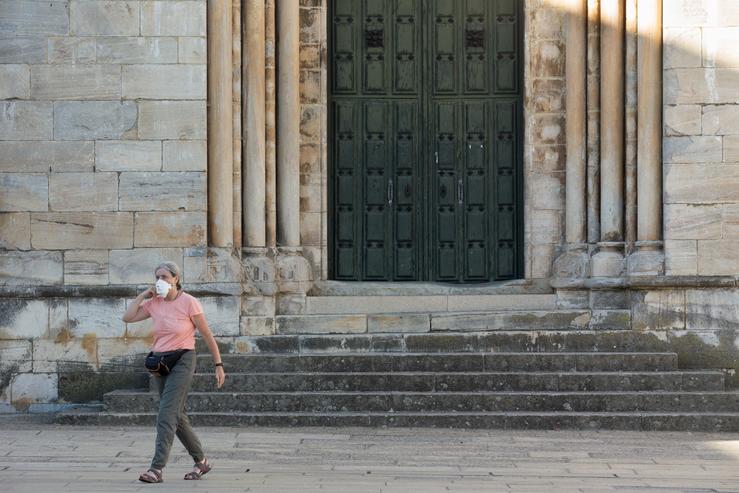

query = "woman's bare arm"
[193, 313, 225, 388]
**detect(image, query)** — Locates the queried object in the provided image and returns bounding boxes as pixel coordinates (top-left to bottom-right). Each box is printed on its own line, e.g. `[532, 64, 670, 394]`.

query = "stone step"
[105, 390, 739, 414]
[184, 371, 724, 393]
[304, 294, 557, 315]
[199, 352, 678, 373]
[55, 410, 739, 431]
[239, 331, 671, 354]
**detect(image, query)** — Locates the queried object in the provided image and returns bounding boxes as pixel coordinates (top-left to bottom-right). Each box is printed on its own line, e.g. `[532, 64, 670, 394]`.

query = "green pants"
[151, 350, 204, 470]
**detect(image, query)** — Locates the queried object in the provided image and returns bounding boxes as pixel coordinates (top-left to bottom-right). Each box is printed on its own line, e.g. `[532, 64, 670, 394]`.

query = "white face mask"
[155, 279, 171, 298]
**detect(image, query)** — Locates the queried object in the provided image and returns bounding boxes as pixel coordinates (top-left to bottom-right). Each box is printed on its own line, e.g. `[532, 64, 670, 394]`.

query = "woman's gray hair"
[154, 261, 182, 289]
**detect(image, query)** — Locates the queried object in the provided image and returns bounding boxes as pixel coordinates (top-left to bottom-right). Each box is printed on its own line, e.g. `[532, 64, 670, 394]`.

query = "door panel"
[330, 0, 521, 282]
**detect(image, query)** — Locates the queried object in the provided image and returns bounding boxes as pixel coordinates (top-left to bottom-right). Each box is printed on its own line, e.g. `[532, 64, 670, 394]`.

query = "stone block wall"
[663, 0, 739, 276]
[0, 0, 210, 411]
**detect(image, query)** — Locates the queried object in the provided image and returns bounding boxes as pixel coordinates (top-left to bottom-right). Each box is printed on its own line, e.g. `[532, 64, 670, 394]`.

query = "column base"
[591, 242, 625, 277]
[627, 241, 665, 276]
[242, 247, 277, 296]
[552, 244, 591, 279]
[275, 246, 313, 295]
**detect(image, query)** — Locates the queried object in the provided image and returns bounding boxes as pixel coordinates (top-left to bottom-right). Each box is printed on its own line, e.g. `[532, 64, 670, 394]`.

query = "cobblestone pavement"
[1, 415, 738, 492]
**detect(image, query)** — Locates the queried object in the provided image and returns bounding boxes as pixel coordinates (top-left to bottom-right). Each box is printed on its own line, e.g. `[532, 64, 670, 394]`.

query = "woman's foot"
[138, 468, 163, 483]
[184, 458, 212, 480]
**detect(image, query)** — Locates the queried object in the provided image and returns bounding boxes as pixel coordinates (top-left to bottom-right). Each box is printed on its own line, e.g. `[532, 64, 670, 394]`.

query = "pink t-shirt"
[141, 292, 203, 352]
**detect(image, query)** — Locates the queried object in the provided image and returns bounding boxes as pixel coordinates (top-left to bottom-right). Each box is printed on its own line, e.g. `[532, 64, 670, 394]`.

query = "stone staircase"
[57, 330, 739, 431]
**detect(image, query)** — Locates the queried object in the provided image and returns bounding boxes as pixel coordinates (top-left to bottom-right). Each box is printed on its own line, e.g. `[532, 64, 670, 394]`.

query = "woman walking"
[122, 261, 226, 483]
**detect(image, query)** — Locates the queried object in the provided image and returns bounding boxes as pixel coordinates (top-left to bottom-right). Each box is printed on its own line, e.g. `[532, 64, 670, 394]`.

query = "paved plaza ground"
[1, 415, 738, 492]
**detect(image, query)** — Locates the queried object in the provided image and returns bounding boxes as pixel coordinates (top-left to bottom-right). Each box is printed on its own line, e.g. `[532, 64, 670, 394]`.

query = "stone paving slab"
[1, 415, 739, 492]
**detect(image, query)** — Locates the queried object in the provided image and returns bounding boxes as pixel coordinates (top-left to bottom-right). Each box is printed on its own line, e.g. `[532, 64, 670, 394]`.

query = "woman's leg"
[150, 352, 197, 470]
[176, 411, 205, 463]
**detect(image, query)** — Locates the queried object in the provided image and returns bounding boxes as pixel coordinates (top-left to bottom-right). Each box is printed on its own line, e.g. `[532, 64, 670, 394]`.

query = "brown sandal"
[139, 468, 163, 483]
[184, 459, 211, 480]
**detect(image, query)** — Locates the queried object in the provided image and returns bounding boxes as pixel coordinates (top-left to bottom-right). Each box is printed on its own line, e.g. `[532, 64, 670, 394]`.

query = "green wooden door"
[330, 0, 521, 282]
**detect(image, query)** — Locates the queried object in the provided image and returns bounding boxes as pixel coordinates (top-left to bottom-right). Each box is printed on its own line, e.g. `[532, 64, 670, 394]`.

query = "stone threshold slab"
[310, 279, 552, 296]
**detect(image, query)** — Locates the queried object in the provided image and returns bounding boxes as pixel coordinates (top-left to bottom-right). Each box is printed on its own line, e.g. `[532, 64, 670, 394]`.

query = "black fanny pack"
[144, 349, 189, 376]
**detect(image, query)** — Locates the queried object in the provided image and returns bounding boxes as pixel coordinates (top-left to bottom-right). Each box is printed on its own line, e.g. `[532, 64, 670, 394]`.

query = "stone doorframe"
[203, 0, 665, 299]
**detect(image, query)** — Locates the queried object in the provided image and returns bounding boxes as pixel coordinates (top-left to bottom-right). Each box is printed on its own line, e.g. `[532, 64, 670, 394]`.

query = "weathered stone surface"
[68, 298, 126, 338]
[184, 247, 243, 283]
[555, 290, 589, 309]
[137, 101, 206, 139]
[665, 164, 739, 204]
[588, 310, 631, 330]
[0, 173, 48, 211]
[664, 105, 702, 136]
[0, 250, 63, 286]
[200, 297, 240, 336]
[431, 311, 592, 332]
[96, 338, 150, 367]
[109, 248, 183, 284]
[665, 68, 739, 104]
[531, 40, 564, 77]
[96, 36, 177, 64]
[697, 240, 739, 276]
[530, 173, 564, 210]
[119, 172, 205, 211]
[134, 212, 206, 247]
[122, 65, 205, 100]
[632, 290, 686, 331]
[48, 37, 96, 64]
[702, 105, 739, 135]
[10, 373, 58, 405]
[665, 240, 698, 276]
[0, 64, 29, 99]
[0, 0, 69, 35]
[64, 249, 109, 285]
[31, 212, 133, 249]
[33, 339, 97, 372]
[70, 0, 139, 36]
[49, 172, 118, 211]
[663, 136, 723, 164]
[0, 213, 30, 250]
[0, 300, 49, 339]
[367, 314, 430, 333]
[276, 315, 367, 335]
[178, 37, 206, 63]
[96, 141, 162, 172]
[0, 36, 46, 63]
[140, 1, 206, 36]
[664, 28, 702, 68]
[448, 294, 557, 312]
[242, 296, 275, 318]
[0, 340, 32, 373]
[686, 289, 739, 331]
[0, 101, 53, 140]
[31, 65, 120, 100]
[720, 204, 739, 239]
[306, 296, 446, 315]
[162, 140, 206, 171]
[725, 135, 739, 162]
[54, 101, 137, 140]
[664, 204, 722, 240]
[240, 317, 274, 336]
[0, 141, 94, 172]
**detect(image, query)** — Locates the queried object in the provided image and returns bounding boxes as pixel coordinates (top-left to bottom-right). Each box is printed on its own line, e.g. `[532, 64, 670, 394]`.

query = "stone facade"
[663, 1, 739, 276]
[2, 0, 739, 409]
[0, 0, 208, 411]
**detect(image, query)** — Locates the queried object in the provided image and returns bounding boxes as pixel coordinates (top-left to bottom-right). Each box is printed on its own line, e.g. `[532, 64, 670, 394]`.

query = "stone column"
[554, 0, 589, 279]
[207, 0, 234, 247]
[232, 0, 243, 249]
[624, 0, 637, 250]
[277, 0, 301, 248]
[265, 0, 277, 248]
[631, 0, 664, 275]
[565, 0, 587, 246]
[243, 0, 266, 248]
[586, 0, 601, 245]
[275, 0, 312, 305]
[592, 0, 625, 276]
